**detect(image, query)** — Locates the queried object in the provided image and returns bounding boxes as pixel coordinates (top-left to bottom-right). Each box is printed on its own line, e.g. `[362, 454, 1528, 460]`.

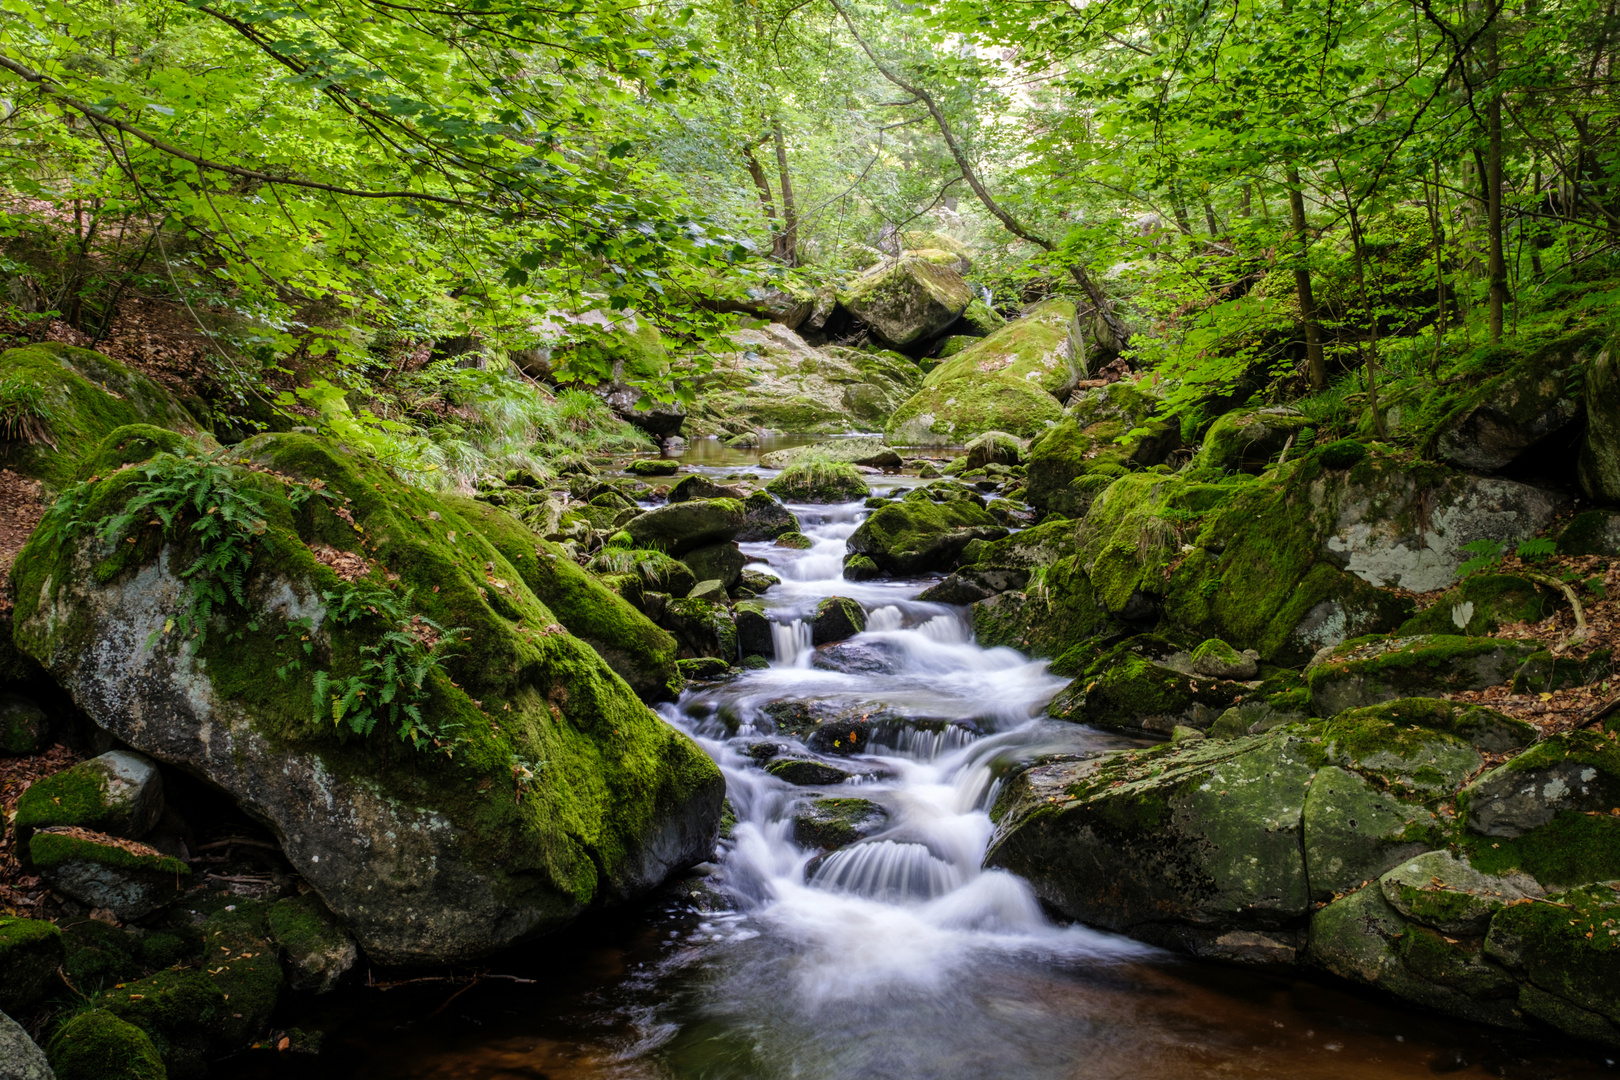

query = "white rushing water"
[657, 496, 1155, 1009]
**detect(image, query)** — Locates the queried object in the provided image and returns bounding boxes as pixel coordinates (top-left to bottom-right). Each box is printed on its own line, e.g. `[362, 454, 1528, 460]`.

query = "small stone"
[0, 1008, 53, 1080]
[792, 797, 888, 849]
[687, 579, 729, 602]
[268, 894, 358, 995]
[812, 596, 866, 644]
[765, 759, 853, 786]
[0, 695, 49, 756]
[15, 751, 165, 841]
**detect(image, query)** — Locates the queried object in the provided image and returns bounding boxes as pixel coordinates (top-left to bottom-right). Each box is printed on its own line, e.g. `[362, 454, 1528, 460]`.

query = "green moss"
[60, 918, 140, 989]
[138, 930, 199, 970]
[0, 343, 205, 491]
[98, 967, 226, 1073]
[28, 832, 189, 877]
[48, 1010, 165, 1080]
[1399, 574, 1554, 637]
[924, 299, 1078, 399]
[14, 765, 112, 838]
[844, 498, 1003, 574]
[766, 460, 870, 503]
[1466, 812, 1620, 887]
[1487, 882, 1620, 1026]
[885, 374, 1063, 445]
[1559, 510, 1620, 556]
[459, 499, 683, 701]
[1315, 439, 1369, 470]
[0, 916, 65, 1011]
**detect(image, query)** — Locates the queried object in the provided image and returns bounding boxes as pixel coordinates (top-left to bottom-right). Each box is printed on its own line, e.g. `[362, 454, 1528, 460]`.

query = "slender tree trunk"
[742, 140, 778, 229]
[1202, 196, 1220, 238]
[1170, 181, 1194, 235]
[1344, 197, 1387, 438]
[771, 125, 799, 266]
[1286, 166, 1327, 390]
[1486, 20, 1507, 343]
[1425, 160, 1448, 377]
[1239, 183, 1253, 219]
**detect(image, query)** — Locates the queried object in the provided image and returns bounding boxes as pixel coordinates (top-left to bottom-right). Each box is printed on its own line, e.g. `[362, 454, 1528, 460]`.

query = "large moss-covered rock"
[47, 1011, 165, 1080]
[461, 503, 683, 702]
[844, 499, 1005, 575]
[885, 375, 1063, 446]
[622, 498, 744, 554]
[765, 461, 869, 503]
[1046, 649, 1245, 735]
[735, 491, 799, 542]
[1195, 407, 1310, 473]
[1559, 509, 1620, 556]
[12, 433, 723, 965]
[840, 255, 972, 348]
[1578, 338, 1620, 504]
[1486, 882, 1620, 1045]
[681, 542, 746, 591]
[921, 299, 1083, 401]
[0, 917, 64, 1013]
[1301, 765, 1439, 901]
[15, 750, 164, 843]
[1434, 347, 1586, 472]
[986, 730, 1316, 948]
[1022, 380, 1172, 517]
[0, 344, 206, 490]
[1380, 849, 1542, 935]
[1397, 573, 1556, 637]
[1306, 635, 1540, 717]
[689, 324, 921, 434]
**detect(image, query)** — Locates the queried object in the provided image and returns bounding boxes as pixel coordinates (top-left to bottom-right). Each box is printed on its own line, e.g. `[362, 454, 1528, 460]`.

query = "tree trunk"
[1286, 167, 1327, 390]
[1202, 197, 1220, 237]
[1425, 160, 1448, 377]
[771, 125, 799, 266]
[1486, 20, 1507, 343]
[742, 140, 778, 229]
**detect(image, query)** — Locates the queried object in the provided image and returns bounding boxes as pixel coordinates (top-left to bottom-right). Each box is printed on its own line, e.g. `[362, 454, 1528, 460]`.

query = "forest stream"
[235, 441, 1616, 1080]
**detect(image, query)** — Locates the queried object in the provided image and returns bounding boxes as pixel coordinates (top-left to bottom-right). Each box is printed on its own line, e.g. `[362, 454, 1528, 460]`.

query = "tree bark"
[1486, 19, 1508, 343]
[1286, 166, 1327, 390]
[771, 125, 800, 265]
[742, 139, 778, 228]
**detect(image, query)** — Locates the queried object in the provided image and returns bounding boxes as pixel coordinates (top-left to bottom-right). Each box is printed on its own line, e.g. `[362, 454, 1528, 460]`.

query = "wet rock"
[918, 566, 1029, 605]
[840, 255, 971, 348]
[810, 641, 897, 675]
[268, 894, 359, 995]
[986, 730, 1316, 936]
[805, 712, 877, 755]
[1485, 882, 1620, 1044]
[1306, 635, 1540, 717]
[1195, 407, 1310, 473]
[812, 596, 866, 644]
[0, 1008, 52, 1080]
[1380, 850, 1541, 935]
[1308, 886, 1523, 1029]
[625, 458, 679, 477]
[735, 492, 801, 542]
[15, 751, 164, 843]
[738, 568, 779, 594]
[660, 598, 738, 660]
[773, 531, 813, 549]
[1301, 765, 1439, 901]
[1189, 638, 1259, 679]
[682, 542, 746, 590]
[733, 601, 775, 659]
[667, 475, 744, 503]
[758, 700, 814, 736]
[677, 656, 729, 680]
[1464, 730, 1620, 838]
[765, 758, 854, 786]
[793, 798, 888, 849]
[0, 694, 49, 756]
[31, 829, 189, 920]
[844, 499, 1006, 575]
[1046, 646, 1246, 735]
[0, 918, 64, 1013]
[766, 462, 870, 503]
[623, 498, 746, 555]
[842, 554, 881, 580]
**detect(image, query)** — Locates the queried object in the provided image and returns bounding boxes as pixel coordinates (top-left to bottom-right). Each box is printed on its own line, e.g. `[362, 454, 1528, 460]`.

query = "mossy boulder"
[59, 918, 141, 989]
[765, 461, 869, 503]
[667, 474, 742, 503]
[0, 343, 206, 491]
[0, 693, 49, 755]
[736, 491, 799, 542]
[765, 758, 853, 786]
[1381, 850, 1542, 935]
[792, 797, 888, 850]
[1301, 765, 1441, 901]
[689, 323, 921, 435]
[659, 598, 737, 660]
[624, 458, 678, 477]
[839, 255, 972, 348]
[0, 917, 64, 1012]
[198, 901, 284, 1051]
[1485, 882, 1620, 1044]
[11, 432, 724, 965]
[588, 546, 696, 600]
[681, 542, 747, 591]
[1022, 387, 1174, 518]
[1190, 638, 1257, 679]
[1308, 885, 1523, 1029]
[47, 1011, 165, 1080]
[96, 967, 226, 1076]
[267, 893, 357, 995]
[15, 750, 164, 843]
[1463, 730, 1620, 840]
[30, 831, 189, 919]
[958, 297, 1005, 336]
[1046, 649, 1246, 735]
[885, 374, 1063, 446]
[1433, 350, 1584, 472]
[1559, 509, 1620, 556]
[812, 596, 866, 644]
[460, 503, 683, 702]
[1306, 635, 1540, 717]
[622, 498, 745, 555]
[1578, 339, 1620, 504]
[922, 299, 1083, 401]
[1194, 407, 1311, 473]
[961, 430, 1023, 470]
[986, 730, 1317, 946]
[844, 499, 1005, 575]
